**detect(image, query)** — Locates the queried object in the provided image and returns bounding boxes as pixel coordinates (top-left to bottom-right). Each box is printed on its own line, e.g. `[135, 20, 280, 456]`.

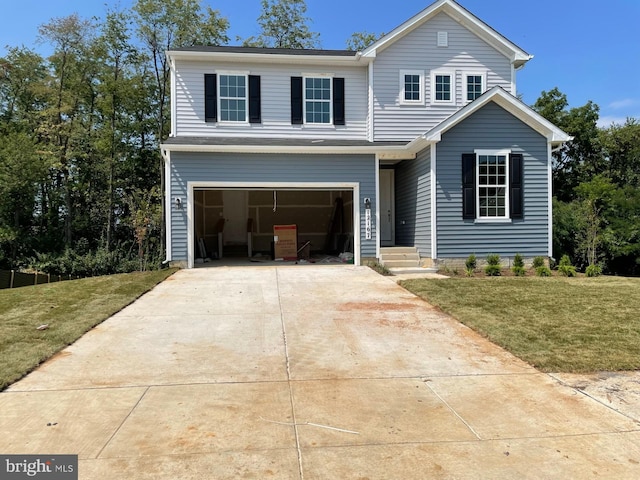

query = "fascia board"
[167, 50, 370, 66]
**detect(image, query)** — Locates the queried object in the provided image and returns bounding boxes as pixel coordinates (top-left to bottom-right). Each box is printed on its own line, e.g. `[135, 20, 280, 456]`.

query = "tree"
[599, 118, 640, 188]
[242, 0, 320, 49]
[345, 31, 383, 51]
[533, 88, 602, 200]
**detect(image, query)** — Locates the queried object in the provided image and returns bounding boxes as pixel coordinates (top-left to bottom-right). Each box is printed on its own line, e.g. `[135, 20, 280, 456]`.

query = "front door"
[380, 169, 395, 246]
[222, 190, 248, 245]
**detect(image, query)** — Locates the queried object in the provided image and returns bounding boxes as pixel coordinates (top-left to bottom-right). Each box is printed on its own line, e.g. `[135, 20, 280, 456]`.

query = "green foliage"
[557, 255, 577, 277]
[465, 267, 475, 277]
[242, 0, 319, 49]
[465, 254, 477, 271]
[512, 254, 526, 276]
[345, 31, 383, 51]
[367, 261, 393, 276]
[532, 256, 546, 269]
[484, 254, 501, 276]
[536, 266, 552, 277]
[512, 266, 526, 277]
[585, 264, 603, 277]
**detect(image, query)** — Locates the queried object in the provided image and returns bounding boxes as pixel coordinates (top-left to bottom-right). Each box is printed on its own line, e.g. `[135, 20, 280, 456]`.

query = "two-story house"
[160, 0, 571, 269]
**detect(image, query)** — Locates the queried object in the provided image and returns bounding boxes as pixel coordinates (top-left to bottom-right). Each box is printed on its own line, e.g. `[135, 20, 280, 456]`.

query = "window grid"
[219, 75, 247, 122]
[478, 154, 507, 217]
[404, 74, 421, 101]
[467, 75, 483, 101]
[435, 75, 451, 101]
[305, 77, 331, 124]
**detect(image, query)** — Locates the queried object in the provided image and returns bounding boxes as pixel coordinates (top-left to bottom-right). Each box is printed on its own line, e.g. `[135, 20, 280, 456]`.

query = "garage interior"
[194, 188, 355, 262]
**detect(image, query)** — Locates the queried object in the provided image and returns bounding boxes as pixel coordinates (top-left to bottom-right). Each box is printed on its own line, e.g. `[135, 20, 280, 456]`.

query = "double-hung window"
[304, 77, 332, 124]
[399, 70, 424, 105]
[465, 73, 485, 102]
[219, 74, 247, 123]
[431, 70, 454, 104]
[462, 150, 523, 221]
[477, 151, 509, 218]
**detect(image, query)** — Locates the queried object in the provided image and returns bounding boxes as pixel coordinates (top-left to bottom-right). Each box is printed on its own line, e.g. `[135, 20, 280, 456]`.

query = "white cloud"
[597, 115, 631, 128]
[608, 98, 639, 110]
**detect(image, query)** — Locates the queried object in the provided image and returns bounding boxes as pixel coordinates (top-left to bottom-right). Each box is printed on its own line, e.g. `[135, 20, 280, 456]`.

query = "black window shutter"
[291, 77, 303, 124]
[204, 74, 217, 122]
[462, 153, 476, 220]
[510, 153, 524, 219]
[333, 77, 345, 125]
[248, 75, 261, 123]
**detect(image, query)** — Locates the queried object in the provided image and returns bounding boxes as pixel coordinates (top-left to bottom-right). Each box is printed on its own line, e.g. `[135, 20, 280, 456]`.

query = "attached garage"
[161, 146, 380, 268]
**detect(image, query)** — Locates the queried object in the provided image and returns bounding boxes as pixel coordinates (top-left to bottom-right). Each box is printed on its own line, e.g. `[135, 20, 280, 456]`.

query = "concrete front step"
[389, 267, 439, 275]
[383, 260, 423, 268]
[380, 246, 421, 268]
[380, 247, 418, 254]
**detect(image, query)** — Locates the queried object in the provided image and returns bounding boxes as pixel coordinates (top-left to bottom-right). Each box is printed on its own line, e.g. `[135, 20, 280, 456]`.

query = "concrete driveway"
[1, 266, 639, 479]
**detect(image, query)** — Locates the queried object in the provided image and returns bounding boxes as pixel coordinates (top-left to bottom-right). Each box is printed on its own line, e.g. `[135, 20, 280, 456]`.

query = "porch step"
[379, 246, 421, 269]
[388, 267, 439, 275]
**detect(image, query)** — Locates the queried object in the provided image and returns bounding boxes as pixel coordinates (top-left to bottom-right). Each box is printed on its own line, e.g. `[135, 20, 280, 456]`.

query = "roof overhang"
[361, 0, 532, 68]
[166, 48, 370, 67]
[422, 87, 573, 146]
[160, 138, 416, 159]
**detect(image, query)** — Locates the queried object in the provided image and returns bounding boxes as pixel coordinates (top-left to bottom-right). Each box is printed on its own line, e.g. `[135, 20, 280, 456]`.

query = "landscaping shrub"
[532, 256, 546, 269]
[484, 253, 501, 276]
[465, 254, 477, 276]
[536, 266, 552, 277]
[512, 253, 526, 276]
[558, 255, 577, 277]
[586, 264, 603, 277]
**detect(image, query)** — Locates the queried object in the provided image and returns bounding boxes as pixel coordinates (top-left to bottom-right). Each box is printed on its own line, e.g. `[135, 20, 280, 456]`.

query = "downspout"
[161, 148, 172, 265]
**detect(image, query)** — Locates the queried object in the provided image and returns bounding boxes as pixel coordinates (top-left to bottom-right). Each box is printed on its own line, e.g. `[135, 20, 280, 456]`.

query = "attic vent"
[437, 31, 448, 47]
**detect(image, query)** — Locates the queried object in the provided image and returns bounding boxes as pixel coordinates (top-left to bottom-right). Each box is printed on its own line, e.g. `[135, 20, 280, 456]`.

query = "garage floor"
[2, 266, 639, 479]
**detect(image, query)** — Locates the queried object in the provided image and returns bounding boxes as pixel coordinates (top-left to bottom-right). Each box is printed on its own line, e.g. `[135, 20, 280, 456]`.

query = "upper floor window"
[399, 70, 424, 105]
[465, 73, 485, 102]
[219, 74, 247, 123]
[304, 77, 332, 124]
[431, 70, 454, 104]
[291, 76, 345, 126]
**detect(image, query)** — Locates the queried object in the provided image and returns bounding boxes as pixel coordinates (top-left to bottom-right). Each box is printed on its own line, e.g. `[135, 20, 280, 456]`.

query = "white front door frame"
[187, 181, 361, 268]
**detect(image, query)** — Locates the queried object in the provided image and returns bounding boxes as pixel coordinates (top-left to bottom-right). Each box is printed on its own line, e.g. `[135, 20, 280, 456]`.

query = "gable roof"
[361, 0, 532, 68]
[408, 86, 572, 151]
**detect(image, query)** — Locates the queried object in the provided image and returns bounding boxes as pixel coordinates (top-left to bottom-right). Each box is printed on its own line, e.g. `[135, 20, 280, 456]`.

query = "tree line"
[0, 0, 638, 276]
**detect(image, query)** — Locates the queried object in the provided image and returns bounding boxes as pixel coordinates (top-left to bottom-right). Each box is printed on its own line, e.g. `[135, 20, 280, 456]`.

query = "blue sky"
[2, 0, 639, 126]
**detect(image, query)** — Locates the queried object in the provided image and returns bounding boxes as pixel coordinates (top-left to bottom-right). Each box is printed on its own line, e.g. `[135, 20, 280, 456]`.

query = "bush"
[465, 267, 475, 277]
[512, 253, 525, 276]
[465, 254, 477, 271]
[558, 255, 577, 277]
[484, 254, 501, 276]
[536, 266, 552, 277]
[585, 264, 603, 277]
[532, 256, 546, 269]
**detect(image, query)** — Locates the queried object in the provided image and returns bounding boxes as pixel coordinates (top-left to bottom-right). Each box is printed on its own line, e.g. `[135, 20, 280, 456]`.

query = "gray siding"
[373, 12, 512, 141]
[394, 147, 431, 257]
[175, 60, 368, 139]
[169, 153, 376, 261]
[436, 102, 549, 258]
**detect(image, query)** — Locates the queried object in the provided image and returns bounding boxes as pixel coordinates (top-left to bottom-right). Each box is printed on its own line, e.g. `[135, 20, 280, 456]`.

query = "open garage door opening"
[193, 188, 355, 265]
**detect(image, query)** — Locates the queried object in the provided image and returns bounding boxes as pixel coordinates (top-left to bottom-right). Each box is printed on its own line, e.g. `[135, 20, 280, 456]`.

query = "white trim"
[170, 58, 177, 136]
[474, 149, 511, 220]
[548, 142, 553, 257]
[368, 62, 374, 142]
[301, 72, 334, 78]
[375, 155, 381, 259]
[163, 150, 172, 263]
[430, 70, 455, 105]
[303, 76, 333, 125]
[399, 69, 425, 105]
[510, 63, 516, 95]
[463, 71, 487, 103]
[168, 50, 367, 66]
[430, 143, 437, 260]
[187, 181, 361, 268]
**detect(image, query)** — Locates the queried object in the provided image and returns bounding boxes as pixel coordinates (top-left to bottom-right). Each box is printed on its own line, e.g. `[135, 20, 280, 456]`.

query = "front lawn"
[0, 269, 176, 390]
[401, 276, 640, 373]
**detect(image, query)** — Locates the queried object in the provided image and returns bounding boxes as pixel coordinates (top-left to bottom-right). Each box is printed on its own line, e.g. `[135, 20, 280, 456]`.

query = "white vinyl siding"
[174, 60, 367, 139]
[372, 12, 513, 141]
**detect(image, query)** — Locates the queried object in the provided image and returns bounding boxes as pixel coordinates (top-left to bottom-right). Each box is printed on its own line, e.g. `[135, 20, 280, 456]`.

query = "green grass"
[401, 276, 640, 373]
[0, 269, 177, 390]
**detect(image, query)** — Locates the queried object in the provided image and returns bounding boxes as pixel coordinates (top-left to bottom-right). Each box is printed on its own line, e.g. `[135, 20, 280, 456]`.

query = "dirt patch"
[338, 302, 422, 312]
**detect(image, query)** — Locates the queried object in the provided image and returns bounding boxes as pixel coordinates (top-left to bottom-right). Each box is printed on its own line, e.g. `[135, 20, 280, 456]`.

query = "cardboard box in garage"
[274, 225, 297, 260]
